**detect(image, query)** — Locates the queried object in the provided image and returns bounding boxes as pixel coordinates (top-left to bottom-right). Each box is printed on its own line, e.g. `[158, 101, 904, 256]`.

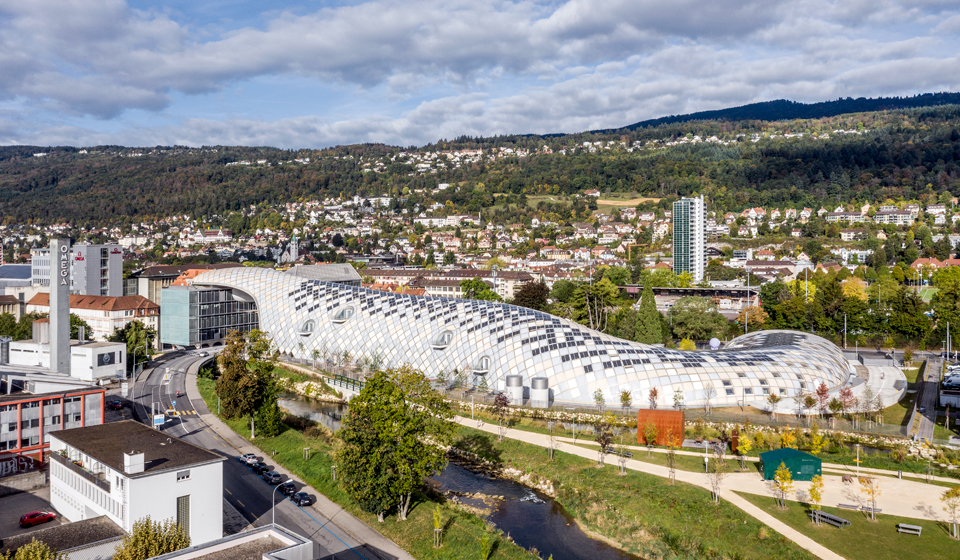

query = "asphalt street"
[917, 357, 940, 442]
[130, 351, 385, 560]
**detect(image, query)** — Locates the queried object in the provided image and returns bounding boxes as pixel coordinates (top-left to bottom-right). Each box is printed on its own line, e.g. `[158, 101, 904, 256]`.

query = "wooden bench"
[604, 448, 633, 458]
[897, 523, 922, 536]
[837, 503, 859, 511]
[809, 510, 851, 528]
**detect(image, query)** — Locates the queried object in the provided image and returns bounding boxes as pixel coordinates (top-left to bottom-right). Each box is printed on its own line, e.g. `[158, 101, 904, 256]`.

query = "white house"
[50, 421, 225, 546]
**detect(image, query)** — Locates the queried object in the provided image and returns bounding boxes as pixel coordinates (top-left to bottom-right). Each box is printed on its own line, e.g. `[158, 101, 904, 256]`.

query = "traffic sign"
[153, 414, 164, 427]
[172, 400, 176, 407]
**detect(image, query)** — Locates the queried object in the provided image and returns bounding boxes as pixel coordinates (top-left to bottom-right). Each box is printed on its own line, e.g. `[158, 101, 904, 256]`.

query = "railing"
[323, 374, 364, 393]
[51, 452, 111, 493]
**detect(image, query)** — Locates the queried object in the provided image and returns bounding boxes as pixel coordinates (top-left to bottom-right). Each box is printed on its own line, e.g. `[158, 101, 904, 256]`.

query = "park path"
[456, 416, 954, 560]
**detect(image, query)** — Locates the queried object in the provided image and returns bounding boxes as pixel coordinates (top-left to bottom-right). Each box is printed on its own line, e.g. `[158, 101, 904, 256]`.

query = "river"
[278, 395, 641, 560]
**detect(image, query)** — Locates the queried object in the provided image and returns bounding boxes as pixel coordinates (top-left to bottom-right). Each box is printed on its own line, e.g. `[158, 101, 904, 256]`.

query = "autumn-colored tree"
[767, 393, 782, 419]
[773, 462, 794, 509]
[113, 517, 189, 560]
[736, 430, 752, 469]
[942, 486, 960, 539]
[648, 387, 659, 409]
[809, 475, 824, 524]
[815, 382, 830, 417]
[779, 429, 797, 449]
[859, 476, 882, 520]
[808, 424, 825, 455]
[841, 277, 868, 301]
[736, 304, 769, 331]
[678, 338, 696, 351]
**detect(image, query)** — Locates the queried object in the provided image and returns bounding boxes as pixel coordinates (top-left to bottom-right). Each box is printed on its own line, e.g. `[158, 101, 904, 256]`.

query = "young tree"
[593, 388, 605, 413]
[808, 424, 825, 455]
[736, 431, 752, 470]
[707, 445, 728, 503]
[678, 338, 696, 351]
[809, 475, 824, 524]
[673, 388, 684, 409]
[337, 367, 455, 521]
[648, 387, 659, 409]
[779, 430, 797, 449]
[839, 386, 856, 416]
[773, 462, 794, 509]
[634, 282, 662, 344]
[113, 517, 190, 560]
[859, 476, 882, 520]
[643, 419, 658, 456]
[942, 486, 960, 539]
[792, 392, 805, 417]
[595, 414, 613, 466]
[619, 389, 632, 412]
[767, 393, 782, 420]
[828, 397, 843, 417]
[703, 382, 717, 414]
[493, 392, 510, 441]
[803, 394, 818, 417]
[815, 382, 830, 417]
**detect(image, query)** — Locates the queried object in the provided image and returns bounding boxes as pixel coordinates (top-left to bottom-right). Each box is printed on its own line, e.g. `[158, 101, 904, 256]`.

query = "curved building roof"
[192, 267, 852, 408]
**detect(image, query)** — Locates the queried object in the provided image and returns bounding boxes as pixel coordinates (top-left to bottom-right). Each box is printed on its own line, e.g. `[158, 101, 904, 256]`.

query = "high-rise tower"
[672, 195, 705, 282]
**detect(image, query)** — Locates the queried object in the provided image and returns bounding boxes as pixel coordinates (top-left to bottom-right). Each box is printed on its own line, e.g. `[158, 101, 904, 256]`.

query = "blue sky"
[1, 0, 959, 149]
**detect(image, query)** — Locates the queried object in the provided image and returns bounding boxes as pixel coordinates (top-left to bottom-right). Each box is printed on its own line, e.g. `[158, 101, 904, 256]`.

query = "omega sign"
[59, 243, 70, 285]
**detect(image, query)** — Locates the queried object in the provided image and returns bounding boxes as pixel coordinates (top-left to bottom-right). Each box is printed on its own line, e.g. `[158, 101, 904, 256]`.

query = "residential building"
[31, 244, 123, 296]
[50, 421, 225, 546]
[26, 294, 160, 342]
[673, 196, 705, 282]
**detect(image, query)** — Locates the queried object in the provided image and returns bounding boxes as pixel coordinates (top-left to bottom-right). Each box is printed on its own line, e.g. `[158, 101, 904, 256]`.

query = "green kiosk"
[759, 448, 822, 481]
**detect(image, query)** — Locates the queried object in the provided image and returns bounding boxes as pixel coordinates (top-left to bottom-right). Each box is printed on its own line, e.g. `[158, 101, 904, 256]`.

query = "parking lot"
[0, 487, 64, 538]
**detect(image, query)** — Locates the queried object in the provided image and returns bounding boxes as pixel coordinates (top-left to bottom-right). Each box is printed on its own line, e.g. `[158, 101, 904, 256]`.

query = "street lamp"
[272, 482, 285, 526]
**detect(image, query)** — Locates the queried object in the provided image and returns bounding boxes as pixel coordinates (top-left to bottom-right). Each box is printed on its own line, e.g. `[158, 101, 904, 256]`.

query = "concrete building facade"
[31, 244, 123, 297]
[50, 421, 225, 546]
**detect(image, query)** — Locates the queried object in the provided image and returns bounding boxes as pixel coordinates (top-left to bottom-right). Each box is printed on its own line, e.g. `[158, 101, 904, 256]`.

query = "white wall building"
[26, 293, 160, 342]
[50, 421, 225, 546]
[672, 195, 705, 282]
[9, 338, 126, 382]
[31, 244, 124, 297]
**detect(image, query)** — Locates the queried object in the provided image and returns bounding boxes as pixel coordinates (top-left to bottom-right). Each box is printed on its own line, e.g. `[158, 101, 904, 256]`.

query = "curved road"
[130, 351, 397, 560]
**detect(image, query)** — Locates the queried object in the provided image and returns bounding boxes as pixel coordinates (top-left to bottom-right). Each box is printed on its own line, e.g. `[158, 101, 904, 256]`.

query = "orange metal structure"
[636, 409, 685, 445]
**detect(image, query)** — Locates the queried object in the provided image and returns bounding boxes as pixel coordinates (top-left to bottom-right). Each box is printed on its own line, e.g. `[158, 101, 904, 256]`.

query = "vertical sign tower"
[50, 239, 71, 375]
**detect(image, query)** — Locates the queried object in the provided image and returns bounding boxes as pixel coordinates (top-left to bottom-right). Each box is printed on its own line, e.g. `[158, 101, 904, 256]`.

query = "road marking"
[237, 500, 245, 507]
[225, 488, 232, 495]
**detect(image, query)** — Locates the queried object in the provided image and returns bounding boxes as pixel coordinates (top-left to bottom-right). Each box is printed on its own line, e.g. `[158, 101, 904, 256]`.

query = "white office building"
[31, 244, 123, 296]
[49, 421, 225, 546]
[672, 196, 706, 282]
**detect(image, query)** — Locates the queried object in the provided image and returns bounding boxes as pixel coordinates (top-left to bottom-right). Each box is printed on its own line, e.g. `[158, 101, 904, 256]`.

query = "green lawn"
[736, 492, 958, 560]
[197, 378, 535, 560]
[200, 378, 814, 560]
[880, 367, 921, 428]
[456, 426, 814, 560]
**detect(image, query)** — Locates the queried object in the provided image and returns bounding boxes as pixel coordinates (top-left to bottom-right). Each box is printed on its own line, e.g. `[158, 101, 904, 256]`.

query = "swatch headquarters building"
[160, 267, 853, 409]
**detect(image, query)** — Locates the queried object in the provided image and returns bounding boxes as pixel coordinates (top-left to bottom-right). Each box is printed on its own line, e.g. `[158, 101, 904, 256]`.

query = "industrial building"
[31, 244, 124, 297]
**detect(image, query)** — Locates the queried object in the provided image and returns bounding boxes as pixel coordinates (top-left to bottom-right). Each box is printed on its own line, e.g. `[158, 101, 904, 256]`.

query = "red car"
[107, 401, 124, 410]
[19, 511, 56, 528]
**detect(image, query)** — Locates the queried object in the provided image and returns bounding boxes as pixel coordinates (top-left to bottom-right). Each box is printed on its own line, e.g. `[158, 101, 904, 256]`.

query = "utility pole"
[844, 314, 847, 349]
[745, 266, 749, 333]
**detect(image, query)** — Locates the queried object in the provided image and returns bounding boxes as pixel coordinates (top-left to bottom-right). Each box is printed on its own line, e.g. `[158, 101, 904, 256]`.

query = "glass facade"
[160, 286, 258, 347]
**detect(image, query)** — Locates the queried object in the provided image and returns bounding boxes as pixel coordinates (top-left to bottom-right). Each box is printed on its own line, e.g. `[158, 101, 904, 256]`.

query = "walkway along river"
[278, 395, 641, 560]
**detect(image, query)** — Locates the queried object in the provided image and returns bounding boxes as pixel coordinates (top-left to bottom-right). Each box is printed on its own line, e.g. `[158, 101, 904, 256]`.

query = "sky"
[1, 0, 959, 149]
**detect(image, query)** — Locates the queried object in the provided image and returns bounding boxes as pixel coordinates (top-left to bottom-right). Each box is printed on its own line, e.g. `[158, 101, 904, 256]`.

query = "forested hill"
[603, 92, 960, 132]
[2, 102, 960, 227]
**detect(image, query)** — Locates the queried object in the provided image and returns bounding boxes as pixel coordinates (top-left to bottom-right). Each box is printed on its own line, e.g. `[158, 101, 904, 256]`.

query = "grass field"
[596, 196, 661, 206]
[736, 492, 958, 560]
[197, 378, 536, 560]
[919, 286, 939, 303]
[199, 378, 815, 560]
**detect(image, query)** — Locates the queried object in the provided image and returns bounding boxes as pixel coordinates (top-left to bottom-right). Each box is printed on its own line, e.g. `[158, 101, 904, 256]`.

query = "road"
[131, 351, 398, 560]
[916, 357, 939, 442]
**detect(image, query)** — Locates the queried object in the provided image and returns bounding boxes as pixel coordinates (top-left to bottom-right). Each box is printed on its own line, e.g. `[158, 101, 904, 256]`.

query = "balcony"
[51, 451, 111, 493]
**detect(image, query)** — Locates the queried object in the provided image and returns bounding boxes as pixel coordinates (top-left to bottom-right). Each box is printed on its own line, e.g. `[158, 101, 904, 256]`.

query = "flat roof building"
[50, 421, 225, 546]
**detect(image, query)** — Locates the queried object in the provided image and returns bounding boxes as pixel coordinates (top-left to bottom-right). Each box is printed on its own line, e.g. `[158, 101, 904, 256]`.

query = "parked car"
[278, 481, 297, 496]
[107, 401, 124, 410]
[250, 462, 269, 475]
[290, 492, 314, 507]
[261, 471, 282, 485]
[237, 453, 257, 464]
[20, 511, 56, 528]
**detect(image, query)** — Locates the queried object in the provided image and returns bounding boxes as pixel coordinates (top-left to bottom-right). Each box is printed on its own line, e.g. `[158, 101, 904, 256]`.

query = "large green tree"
[459, 277, 502, 301]
[634, 282, 662, 344]
[108, 320, 157, 373]
[512, 280, 549, 311]
[215, 329, 281, 437]
[113, 517, 189, 560]
[669, 297, 729, 341]
[337, 367, 454, 522]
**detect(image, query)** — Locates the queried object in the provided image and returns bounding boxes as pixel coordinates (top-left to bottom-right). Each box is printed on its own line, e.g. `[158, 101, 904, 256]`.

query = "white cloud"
[0, 0, 958, 146]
